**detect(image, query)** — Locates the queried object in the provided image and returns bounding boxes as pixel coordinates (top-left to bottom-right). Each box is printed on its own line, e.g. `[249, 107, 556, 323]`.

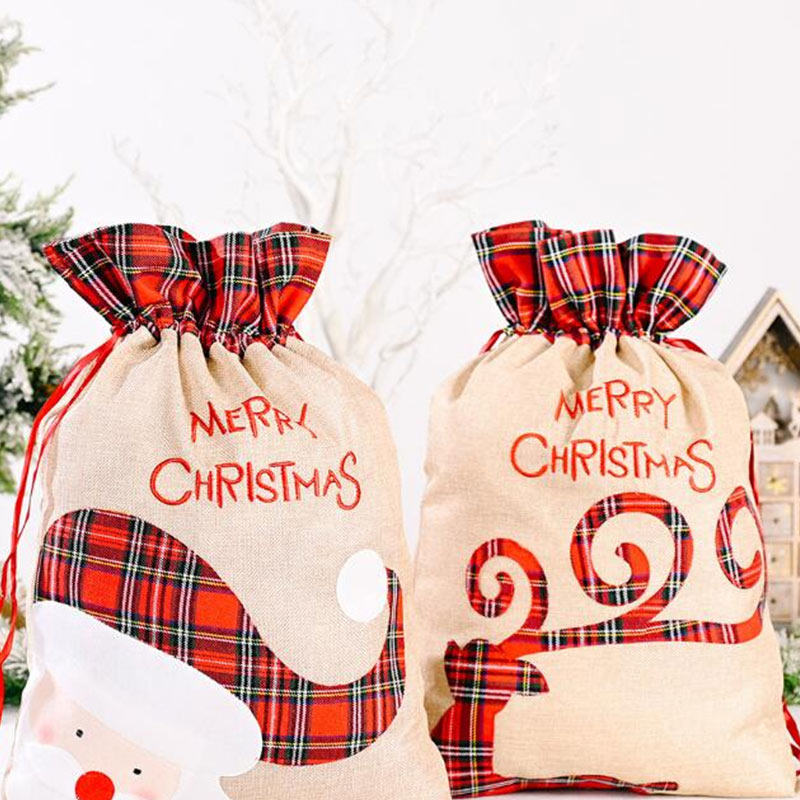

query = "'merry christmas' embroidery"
[512, 379, 716, 492]
[149, 396, 362, 510]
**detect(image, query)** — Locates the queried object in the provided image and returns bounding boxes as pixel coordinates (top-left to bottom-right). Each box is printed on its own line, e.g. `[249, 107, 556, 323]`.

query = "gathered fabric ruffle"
[473, 220, 726, 346]
[44, 222, 332, 355]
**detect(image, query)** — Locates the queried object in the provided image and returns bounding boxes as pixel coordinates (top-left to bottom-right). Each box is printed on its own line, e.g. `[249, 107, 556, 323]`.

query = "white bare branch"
[114, 0, 561, 398]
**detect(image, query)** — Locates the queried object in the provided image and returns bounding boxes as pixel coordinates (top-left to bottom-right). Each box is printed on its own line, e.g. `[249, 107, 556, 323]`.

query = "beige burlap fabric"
[2, 223, 449, 800]
[415, 221, 797, 797]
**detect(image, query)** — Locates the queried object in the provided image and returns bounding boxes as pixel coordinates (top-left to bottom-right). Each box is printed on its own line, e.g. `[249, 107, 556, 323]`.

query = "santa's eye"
[133, 768, 142, 776]
[75, 729, 84, 738]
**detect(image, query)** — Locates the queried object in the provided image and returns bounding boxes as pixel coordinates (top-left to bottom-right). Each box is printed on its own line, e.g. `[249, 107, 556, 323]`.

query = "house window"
[755, 428, 776, 446]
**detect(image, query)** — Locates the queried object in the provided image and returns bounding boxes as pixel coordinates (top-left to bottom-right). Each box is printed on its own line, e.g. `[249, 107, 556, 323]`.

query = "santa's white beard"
[5, 741, 142, 800]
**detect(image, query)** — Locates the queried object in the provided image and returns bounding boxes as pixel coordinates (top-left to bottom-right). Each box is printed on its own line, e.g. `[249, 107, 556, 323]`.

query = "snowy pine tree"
[0, 19, 71, 494]
[0, 18, 71, 705]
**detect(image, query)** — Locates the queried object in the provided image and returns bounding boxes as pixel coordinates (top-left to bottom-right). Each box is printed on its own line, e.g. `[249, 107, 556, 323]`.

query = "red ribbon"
[480, 327, 507, 354]
[0, 328, 123, 722]
[662, 336, 706, 354]
[785, 702, 800, 772]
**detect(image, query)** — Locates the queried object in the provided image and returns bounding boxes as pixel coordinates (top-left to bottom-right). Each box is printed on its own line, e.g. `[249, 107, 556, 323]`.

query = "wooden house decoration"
[751, 411, 779, 447]
[722, 288, 800, 626]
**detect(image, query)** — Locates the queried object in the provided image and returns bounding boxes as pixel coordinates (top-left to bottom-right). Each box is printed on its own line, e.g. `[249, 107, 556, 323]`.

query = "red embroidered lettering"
[242, 395, 271, 438]
[150, 458, 192, 506]
[632, 390, 653, 418]
[216, 462, 244, 508]
[338, 451, 362, 511]
[190, 402, 227, 443]
[511, 433, 549, 478]
[605, 379, 630, 416]
[653, 389, 677, 430]
[585, 386, 603, 413]
[225, 407, 246, 434]
[687, 439, 715, 493]
[555, 391, 584, 422]
[294, 469, 321, 501]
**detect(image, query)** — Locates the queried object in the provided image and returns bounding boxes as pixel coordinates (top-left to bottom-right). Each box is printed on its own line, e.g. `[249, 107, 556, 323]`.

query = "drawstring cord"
[480, 327, 508, 354]
[786, 704, 800, 765]
[662, 336, 706, 354]
[0, 328, 123, 722]
[480, 326, 521, 354]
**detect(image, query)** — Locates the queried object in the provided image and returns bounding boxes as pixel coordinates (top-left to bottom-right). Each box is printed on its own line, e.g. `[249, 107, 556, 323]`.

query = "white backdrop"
[2, 1, 800, 793]
[2, 0, 800, 582]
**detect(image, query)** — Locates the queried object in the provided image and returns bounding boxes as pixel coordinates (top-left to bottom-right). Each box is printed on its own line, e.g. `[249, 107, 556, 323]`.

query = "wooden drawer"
[768, 580, 794, 621]
[761, 502, 793, 539]
[766, 542, 793, 578]
[759, 462, 794, 498]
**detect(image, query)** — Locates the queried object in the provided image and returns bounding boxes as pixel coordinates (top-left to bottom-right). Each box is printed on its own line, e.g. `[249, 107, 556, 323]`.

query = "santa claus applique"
[2, 507, 406, 800]
[6, 601, 263, 800]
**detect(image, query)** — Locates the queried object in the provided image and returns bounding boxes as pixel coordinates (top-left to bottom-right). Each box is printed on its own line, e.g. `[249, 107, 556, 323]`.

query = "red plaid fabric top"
[473, 220, 726, 345]
[44, 223, 332, 355]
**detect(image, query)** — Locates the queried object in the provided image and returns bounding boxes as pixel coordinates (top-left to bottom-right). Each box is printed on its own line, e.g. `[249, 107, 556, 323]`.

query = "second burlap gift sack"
[1, 223, 449, 800]
[415, 220, 799, 797]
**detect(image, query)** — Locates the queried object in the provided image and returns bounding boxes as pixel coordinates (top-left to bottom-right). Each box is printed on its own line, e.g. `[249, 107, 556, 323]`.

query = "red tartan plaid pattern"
[432, 487, 766, 796]
[570, 493, 692, 621]
[716, 485, 764, 590]
[472, 221, 567, 334]
[34, 508, 405, 766]
[473, 221, 726, 345]
[433, 638, 676, 797]
[465, 536, 548, 624]
[43, 223, 331, 355]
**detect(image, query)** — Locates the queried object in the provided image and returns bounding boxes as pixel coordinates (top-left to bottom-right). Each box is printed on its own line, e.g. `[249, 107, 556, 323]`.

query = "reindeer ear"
[515, 660, 549, 696]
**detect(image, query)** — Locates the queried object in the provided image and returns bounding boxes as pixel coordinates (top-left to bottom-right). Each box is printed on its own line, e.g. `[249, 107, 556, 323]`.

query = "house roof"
[750, 410, 778, 430]
[721, 287, 800, 374]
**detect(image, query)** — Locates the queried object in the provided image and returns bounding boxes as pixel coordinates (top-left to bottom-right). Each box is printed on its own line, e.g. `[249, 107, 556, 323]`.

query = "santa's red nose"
[75, 771, 115, 800]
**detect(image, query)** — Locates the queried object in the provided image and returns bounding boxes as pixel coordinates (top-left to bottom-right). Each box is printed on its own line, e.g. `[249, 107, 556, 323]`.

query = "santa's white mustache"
[17, 741, 142, 800]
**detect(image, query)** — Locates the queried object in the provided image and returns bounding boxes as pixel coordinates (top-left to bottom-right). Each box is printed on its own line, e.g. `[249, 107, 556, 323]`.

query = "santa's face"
[9, 673, 182, 800]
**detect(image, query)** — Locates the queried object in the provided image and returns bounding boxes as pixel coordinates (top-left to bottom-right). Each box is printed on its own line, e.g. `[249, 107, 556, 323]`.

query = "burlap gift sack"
[415, 220, 799, 797]
[1, 223, 449, 800]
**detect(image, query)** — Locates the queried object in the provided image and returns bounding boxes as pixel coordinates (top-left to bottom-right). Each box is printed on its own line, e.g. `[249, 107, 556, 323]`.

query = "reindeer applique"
[432, 488, 764, 797]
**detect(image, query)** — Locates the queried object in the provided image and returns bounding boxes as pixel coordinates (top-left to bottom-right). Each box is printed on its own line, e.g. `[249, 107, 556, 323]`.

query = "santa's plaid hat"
[34, 507, 406, 767]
